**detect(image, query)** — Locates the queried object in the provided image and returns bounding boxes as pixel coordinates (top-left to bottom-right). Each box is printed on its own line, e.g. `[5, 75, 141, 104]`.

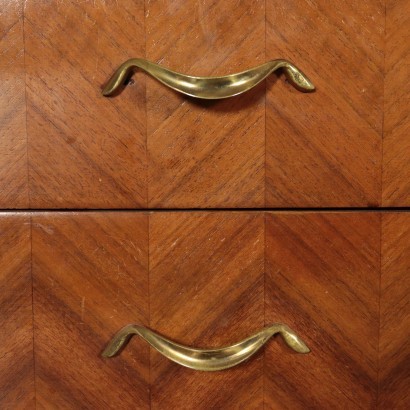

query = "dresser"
[1, 1, 409, 409]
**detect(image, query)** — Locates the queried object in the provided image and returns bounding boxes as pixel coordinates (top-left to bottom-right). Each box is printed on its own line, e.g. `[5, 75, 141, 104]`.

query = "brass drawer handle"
[102, 324, 309, 371]
[102, 58, 315, 99]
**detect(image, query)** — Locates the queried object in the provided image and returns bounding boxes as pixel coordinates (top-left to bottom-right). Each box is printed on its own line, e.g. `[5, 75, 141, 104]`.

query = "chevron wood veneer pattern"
[265, 0, 384, 207]
[1, 0, 409, 208]
[149, 212, 265, 408]
[1, 212, 409, 408]
[0, 214, 34, 407]
[379, 213, 410, 407]
[31, 213, 150, 408]
[265, 213, 380, 408]
[25, 1, 147, 208]
[382, 0, 410, 205]
[0, 1, 28, 208]
[146, 0, 266, 208]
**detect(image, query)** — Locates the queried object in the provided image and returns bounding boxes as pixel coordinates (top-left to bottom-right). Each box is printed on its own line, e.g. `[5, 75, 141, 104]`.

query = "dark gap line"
[1, 207, 409, 213]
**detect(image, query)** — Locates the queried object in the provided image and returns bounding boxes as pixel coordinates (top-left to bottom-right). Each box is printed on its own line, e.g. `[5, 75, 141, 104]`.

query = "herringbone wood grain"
[266, 1, 384, 207]
[0, 214, 34, 408]
[0, 1, 28, 208]
[1, 212, 409, 408]
[32, 213, 150, 408]
[146, 0, 266, 208]
[149, 212, 265, 408]
[25, 1, 147, 208]
[379, 213, 410, 408]
[382, 0, 410, 205]
[265, 213, 380, 408]
[1, 0, 409, 208]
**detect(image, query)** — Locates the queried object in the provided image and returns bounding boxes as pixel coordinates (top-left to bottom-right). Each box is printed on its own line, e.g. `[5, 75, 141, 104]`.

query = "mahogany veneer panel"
[0, 1, 28, 208]
[379, 213, 410, 407]
[2, 1, 409, 209]
[149, 212, 265, 408]
[0, 214, 34, 407]
[146, 0, 265, 208]
[265, 213, 380, 408]
[265, 1, 383, 207]
[3, 211, 408, 408]
[32, 213, 150, 408]
[25, 2, 147, 208]
[383, 0, 410, 205]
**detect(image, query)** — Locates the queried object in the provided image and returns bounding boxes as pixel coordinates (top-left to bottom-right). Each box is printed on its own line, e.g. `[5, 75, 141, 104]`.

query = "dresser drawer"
[1, 211, 408, 408]
[1, 0, 408, 209]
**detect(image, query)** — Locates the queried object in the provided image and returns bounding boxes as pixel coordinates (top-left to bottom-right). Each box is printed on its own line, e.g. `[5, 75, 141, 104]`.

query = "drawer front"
[1, 1, 409, 209]
[1, 211, 408, 408]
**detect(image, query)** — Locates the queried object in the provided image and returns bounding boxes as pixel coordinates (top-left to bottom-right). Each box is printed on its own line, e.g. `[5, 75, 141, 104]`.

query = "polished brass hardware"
[102, 59, 315, 99]
[102, 324, 310, 371]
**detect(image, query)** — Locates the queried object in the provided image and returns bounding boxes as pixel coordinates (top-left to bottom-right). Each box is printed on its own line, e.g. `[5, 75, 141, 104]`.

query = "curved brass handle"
[102, 324, 310, 371]
[102, 58, 315, 99]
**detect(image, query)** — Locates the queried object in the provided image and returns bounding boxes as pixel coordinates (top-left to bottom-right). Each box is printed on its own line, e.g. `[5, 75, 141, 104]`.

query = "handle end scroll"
[282, 63, 315, 92]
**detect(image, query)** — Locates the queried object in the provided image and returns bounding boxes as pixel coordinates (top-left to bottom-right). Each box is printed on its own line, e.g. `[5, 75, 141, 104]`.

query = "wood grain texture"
[146, 0, 265, 208]
[3, 211, 408, 408]
[25, 1, 147, 208]
[0, 214, 34, 408]
[265, 213, 380, 408]
[2, 0, 409, 209]
[382, 0, 410, 206]
[32, 212, 150, 408]
[379, 213, 410, 408]
[0, 1, 29, 208]
[265, 1, 384, 207]
[149, 212, 265, 408]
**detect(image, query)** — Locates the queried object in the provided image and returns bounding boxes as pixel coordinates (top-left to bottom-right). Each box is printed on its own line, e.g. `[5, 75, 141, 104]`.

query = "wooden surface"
[146, 0, 265, 208]
[149, 212, 265, 408]
[2, 0, 409, 208]
[382, 0, 410, 206]
[266, 0, 384, 207]
[25, 1, 147, 208]
[32, 213, 150, 408]
[265, 213, 380, 408]
[379, 213, 410, 407]
[0, 214, 34, 408]
[0, 1, 28, 208]
[1, 211, 410, 408]
[1, 0, 409, 406]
